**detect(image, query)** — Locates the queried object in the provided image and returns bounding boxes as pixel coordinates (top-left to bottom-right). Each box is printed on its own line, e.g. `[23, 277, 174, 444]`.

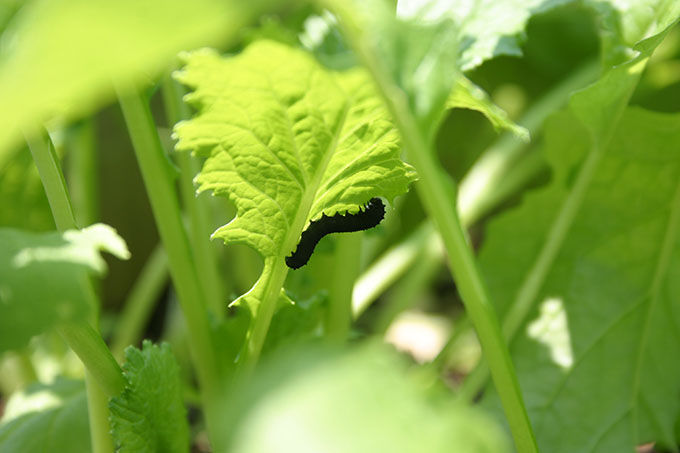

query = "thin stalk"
[66, 119, 99, 227]
[328, 5, 538, 451]
[56, 323, 125, 396]
[116, 85, 224, 449]
[240, 257, 290, 372]
[326, 233, 361, 342]
[25, 129, 77, 230]
[111, 245, 169, 361]
[161, 74, 226, 318]
[85, 371, 116, 453]
[26, 129, 123, 453]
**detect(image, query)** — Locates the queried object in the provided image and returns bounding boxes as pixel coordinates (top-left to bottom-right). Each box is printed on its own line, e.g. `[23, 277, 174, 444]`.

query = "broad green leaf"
[480, 108, 680, 451]
[0, 0, 281, 163]
[303, 6, 526, 141]
[0, 378, 90, 453]
[174, 40, 416, 311]
[109, 341, 189, 453]
[224, 344, 510, 453]
[0, 223, 129, 352]
[397, 0, 574, 71]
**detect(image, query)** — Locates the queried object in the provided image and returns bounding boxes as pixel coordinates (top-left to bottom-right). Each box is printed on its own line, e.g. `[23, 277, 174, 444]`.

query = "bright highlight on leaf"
[0, 223, 129, 353]
[174, 40, 416, 262]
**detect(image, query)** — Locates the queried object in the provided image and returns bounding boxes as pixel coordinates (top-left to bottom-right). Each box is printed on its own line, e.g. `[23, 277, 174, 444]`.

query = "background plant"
[0, 1, 679, 452]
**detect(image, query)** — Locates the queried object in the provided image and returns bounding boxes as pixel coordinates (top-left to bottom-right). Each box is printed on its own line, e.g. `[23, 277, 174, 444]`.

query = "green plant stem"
[402, 129, 537, 453]
[85, 370, 116, 453]
[161, 74, 226, 319]
[328, 5, 537, 451]
[326, 233, 361, 342]
[111, 244, 169, 361]
[25, 129, 77, 230]
[241, 257, 289, 372]
[66, 119, 98, 227]
[56, 323, 125, 396]
[116, 85, 224, 449]
[26, 129, 123, 453]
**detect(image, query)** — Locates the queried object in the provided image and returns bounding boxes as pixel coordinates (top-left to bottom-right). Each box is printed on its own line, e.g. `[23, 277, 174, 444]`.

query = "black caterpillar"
[285, 198, 385, 269]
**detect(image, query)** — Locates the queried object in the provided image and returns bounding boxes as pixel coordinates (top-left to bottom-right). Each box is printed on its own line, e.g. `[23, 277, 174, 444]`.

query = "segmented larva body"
[285, 198, 385, 269]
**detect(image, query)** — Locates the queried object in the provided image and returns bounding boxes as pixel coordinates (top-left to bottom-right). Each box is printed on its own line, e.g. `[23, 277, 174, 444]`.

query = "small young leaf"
[109, 341, 189, 453]
[0, 378, 90, 453]
[0, 223, 129, 353]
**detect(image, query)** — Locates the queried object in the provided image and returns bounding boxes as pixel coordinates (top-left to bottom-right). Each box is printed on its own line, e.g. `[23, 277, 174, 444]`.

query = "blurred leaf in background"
[0, 224, 129, 352]
[0, 0, 282, 164]
[0, 378, 90, 453]
[223, 343, 510, 453]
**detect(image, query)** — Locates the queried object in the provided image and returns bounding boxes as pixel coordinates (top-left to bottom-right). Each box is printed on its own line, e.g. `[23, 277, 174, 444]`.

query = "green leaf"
[109, 341, 189, 453]
[303, 3, 527, 141]
[0, 0, 281, 161]
[225, 344, 510, 453]
[570, 2, 680, 142]
[174, 40, 416, 312]
[262, 291, 327, 353]
[480, 107, 680, 451]
[585, 0, 680, 67]
[0, 378, 90, 453]
[397, 0, 574, 71]
[0, 223, 129, 353]
[0, 145, 54, 231]
[343, 0, 459, 141]
[447, 76, 529, 141]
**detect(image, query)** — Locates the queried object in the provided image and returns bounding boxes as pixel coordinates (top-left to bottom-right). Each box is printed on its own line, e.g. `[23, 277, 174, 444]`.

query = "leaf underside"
[174, 40, 416, 261]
